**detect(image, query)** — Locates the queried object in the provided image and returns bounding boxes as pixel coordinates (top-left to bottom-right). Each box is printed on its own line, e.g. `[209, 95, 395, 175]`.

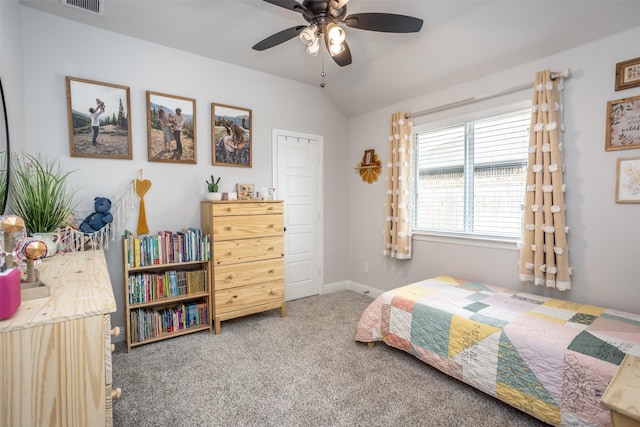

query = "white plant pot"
[206, 192, 222, 201]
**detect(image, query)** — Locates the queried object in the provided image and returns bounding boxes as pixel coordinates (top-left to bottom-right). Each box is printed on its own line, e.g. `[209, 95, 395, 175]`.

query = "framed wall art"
[364, 149, 374, 166]
[212, 103, 252, 167]
[146, 91, 196, 163]
[615, 56, 640, 91]
[236, 183, 254, 200]
[615, 157, 640, 203]
[66, 76, 132, 159]
[606, 95, 640, 151]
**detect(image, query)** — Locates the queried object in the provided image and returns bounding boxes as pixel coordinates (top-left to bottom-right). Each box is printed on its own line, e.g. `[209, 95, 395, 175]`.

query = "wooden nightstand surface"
[601, 354, 640, 427]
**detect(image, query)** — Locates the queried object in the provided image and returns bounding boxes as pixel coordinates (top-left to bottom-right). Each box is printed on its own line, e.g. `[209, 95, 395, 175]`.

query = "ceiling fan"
[252, 0, 423, 67]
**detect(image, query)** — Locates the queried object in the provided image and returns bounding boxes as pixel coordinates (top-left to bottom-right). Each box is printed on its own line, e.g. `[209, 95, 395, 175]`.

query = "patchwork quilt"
[355, 276, 640, 426]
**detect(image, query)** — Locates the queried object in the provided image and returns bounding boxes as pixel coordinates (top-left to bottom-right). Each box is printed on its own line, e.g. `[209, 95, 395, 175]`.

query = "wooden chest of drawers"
[0, 251, 119, 427]
[201, 200, 286, 334]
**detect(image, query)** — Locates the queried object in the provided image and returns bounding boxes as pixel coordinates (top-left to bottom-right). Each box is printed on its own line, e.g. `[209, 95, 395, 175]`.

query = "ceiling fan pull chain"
[320, 40, 326, 88]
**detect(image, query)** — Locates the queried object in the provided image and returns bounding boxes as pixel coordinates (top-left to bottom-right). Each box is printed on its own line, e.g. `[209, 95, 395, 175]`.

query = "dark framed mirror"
[0, 77, 10, 215]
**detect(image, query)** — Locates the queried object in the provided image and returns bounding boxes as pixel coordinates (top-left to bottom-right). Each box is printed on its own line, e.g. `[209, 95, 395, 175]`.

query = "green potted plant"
[9, 152, 78, 256]
[205, 174, 222, 201]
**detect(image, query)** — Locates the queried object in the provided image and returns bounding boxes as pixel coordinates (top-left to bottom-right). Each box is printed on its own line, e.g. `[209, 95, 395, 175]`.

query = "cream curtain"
[383, 112, 412, 259]
[519, 70, 571, 290]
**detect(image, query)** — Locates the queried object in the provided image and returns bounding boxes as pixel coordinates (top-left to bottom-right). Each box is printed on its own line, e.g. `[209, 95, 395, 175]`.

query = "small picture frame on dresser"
[236, 184, 254, 200]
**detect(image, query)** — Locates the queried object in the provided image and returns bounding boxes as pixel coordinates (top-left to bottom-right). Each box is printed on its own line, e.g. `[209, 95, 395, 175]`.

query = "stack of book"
[123, 228, 210, 268]
[127, 269, 208, 304]
[130, 301, 209, 342]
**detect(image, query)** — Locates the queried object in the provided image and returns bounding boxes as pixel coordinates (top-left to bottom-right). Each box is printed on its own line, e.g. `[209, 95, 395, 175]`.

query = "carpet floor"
[112, 290, 549, 426]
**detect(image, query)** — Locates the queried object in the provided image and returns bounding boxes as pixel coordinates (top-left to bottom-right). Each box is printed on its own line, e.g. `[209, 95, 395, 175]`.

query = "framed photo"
[615, 157, 640, 203]
[606, 95, 640, 151]
[236, 183, 254, 200]
[615, 57, 640, 91]
[146, 91, 196, 163]
[212, 103, 252, 167]
[363, 149, 374, 166]
[66, 76, 132, 159]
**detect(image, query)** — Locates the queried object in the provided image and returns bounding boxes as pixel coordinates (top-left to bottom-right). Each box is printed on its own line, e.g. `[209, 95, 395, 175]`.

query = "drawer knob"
[111, 326, 120, 337]
[268, 247, 274, 251]
[227, 251, 233, 256]
[268, 224, 274, 229]
[227, 275, 234, 280]
[268, 207, 273, 210]
[225, 226, 232, 231]
[112, 388, 122, 399]
[226, 207, 232, 212]
[268, 269, 274, 274]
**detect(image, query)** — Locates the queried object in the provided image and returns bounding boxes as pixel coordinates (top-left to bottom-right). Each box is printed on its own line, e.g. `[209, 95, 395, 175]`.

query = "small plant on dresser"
[122, 228, 211, 352]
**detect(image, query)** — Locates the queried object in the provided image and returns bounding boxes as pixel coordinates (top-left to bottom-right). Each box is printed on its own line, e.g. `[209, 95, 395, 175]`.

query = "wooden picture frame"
[212, 103, 252, 167]
[606, 95, 640, 151]
[615, 157, 640, 203]
[236, 183, 254, 200]
[66, 76, 132, 159]
[146, 91, 196, 163]
[364, 149, 374, 166]
[615, 57, 640, 91]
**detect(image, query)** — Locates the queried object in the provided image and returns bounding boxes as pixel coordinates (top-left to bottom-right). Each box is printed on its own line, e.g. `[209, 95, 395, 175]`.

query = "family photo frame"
[66, 76, 132, 159]
[211, 103, 252, 167]
[146, 91, 197, 164]
[605, 95, 640, 151]
[615, 157, 640, 203]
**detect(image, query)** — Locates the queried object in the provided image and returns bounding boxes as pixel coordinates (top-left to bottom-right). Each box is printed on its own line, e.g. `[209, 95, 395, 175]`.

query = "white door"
[273, 129, 323, 301]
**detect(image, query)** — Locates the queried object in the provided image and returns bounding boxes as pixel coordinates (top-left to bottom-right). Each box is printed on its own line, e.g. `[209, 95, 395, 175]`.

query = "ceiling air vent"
[61, 0, 104, 15]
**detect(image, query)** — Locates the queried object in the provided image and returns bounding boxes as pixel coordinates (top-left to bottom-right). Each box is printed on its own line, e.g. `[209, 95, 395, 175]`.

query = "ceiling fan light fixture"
[329, 41, 345, 56]
[255, 0, 422, 69]
[305, 37, 320, 56]
[299, 24, 318, 46]
[326, 23, 345, 44]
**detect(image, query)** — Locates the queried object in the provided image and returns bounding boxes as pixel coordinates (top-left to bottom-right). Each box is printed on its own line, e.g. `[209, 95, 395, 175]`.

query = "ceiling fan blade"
[263, 0, 308, 14]
[252, 26, 306, 51]
[344, 13, 423, 33]
[329, 39, 352, 67]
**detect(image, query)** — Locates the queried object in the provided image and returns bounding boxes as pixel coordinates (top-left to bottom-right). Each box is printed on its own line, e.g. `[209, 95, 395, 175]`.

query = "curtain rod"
[406, 68, 571, 120]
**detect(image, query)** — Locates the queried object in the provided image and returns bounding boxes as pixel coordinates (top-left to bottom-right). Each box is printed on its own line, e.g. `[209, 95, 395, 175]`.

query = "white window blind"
[414, 108, 531, 240]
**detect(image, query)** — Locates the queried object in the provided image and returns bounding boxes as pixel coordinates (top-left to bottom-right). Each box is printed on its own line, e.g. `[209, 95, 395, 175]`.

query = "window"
[413, 107, 531, 241]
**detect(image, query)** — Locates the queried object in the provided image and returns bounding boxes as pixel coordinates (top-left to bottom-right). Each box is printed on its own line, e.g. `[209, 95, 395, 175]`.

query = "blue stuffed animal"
[79, 197, 113, 233]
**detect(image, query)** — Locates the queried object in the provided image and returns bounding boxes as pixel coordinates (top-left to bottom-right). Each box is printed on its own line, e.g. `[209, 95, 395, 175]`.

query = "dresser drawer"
[213, 236, 283, 266]
[212, 201, 283, 217]
[214, 280, 284, 314]
[212, 214, 283, 240]
[214, 258, 284, 290]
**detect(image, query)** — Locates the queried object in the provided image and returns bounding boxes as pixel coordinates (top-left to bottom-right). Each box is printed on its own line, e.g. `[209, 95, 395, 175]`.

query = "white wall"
[15, 6, 349, 336]
[5, 2, 639, 339]
[347, 25, 640, 314]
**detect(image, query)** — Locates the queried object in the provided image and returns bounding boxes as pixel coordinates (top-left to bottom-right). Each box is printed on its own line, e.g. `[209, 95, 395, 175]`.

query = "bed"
[355, 275, 640, 426]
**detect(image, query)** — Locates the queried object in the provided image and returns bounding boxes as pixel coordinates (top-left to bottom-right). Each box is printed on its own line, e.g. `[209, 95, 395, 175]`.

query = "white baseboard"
[322, 280, 382, 299]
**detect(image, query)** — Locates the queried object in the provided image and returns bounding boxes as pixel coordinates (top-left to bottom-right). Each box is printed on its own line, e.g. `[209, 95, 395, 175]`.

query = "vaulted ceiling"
[20, 0, 640, 117]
